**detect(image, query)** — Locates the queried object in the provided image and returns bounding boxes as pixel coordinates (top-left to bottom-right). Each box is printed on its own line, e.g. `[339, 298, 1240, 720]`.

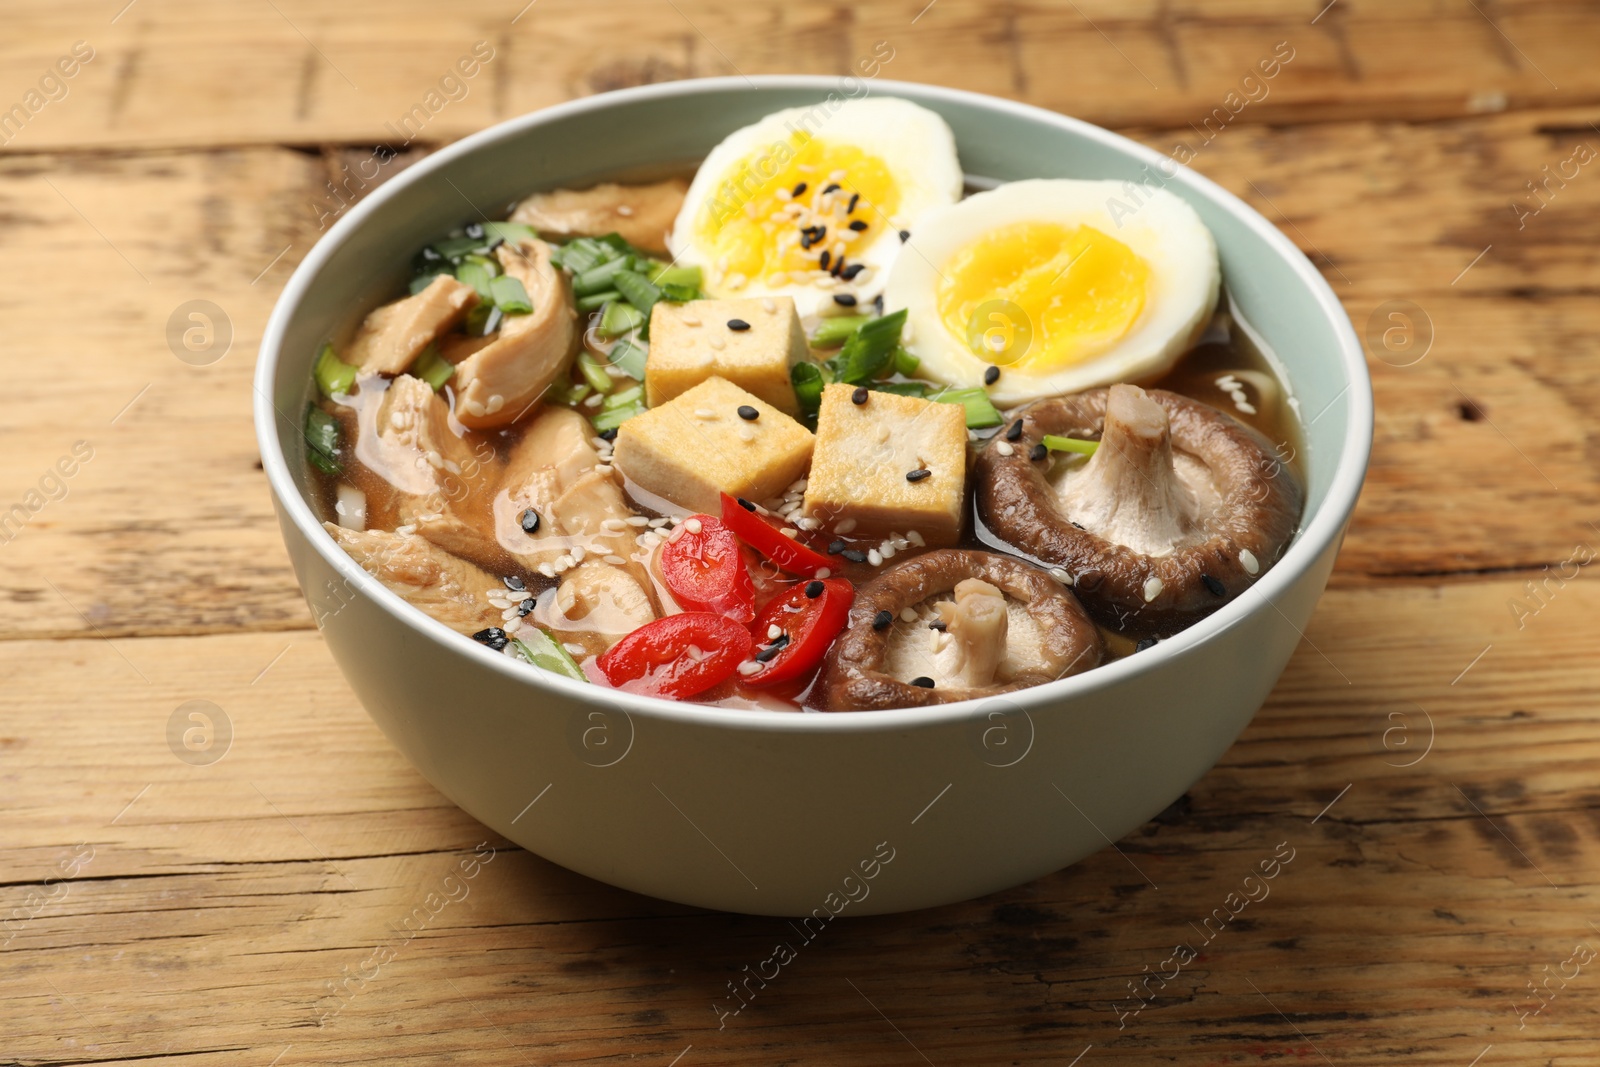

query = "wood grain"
[4, 0, 1600, 1063]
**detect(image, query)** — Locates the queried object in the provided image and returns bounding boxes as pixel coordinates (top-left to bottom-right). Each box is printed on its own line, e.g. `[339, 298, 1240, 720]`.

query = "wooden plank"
[0, 0, 1596, 154]
[3, 576, 1599, 1061]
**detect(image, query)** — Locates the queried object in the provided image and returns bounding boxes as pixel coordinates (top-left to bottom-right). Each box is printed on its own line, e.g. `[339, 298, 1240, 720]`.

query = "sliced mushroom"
[323, 523, 504, 635]
[818, 549, 1103, 711]
[346, 274, 477, 375]
[509, 179, 689, 256]
[976, 383, 1302, 637]
[451, 237, 577, 430]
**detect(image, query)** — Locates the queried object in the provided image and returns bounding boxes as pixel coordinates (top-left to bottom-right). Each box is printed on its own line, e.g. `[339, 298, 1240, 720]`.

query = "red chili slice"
[659, 515, 755, 623]
[596, 613, 753, 699]
[742, 578, 855, 687]
[720, 493, 833, 577]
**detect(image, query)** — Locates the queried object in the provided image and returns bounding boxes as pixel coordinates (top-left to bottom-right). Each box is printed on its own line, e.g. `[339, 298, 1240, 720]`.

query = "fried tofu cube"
[613, 376, 813, 513]
[646, 297, 809, 415]
[802, 384, 968, 545]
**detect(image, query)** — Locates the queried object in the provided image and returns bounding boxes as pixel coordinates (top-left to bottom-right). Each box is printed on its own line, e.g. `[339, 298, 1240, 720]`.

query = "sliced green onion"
[837, 309, 908, 384]
[791, 362, 825, 420]
[601, 382, 644, 412]
[455, 259, 495, 301]
[511, 631, 587, 682]
[305, 406, 342, 475]
[430, 235, 482, 261]
[605, 338, 648, 380]
[810, 314, 871, 349]
[572, 256, 635, 296]
[1042, 434, 1100, 456]
[550, 236, 623, 274]
[412, 344, 454, 391]
[577, 352, 615, 395]
[465, 302, 504, 337]
[551, 379, 592, 406]
[933, 386, 1003, 429]
[648, 263, 703, 288]
[483, 221, 538, 246]
[599, 301, 646, 337]
[314, 343, 357, 398]
[872, 381, 932, 398]
[577, 289, 621, 312]
[590, 400, 644, 432]
[613, 270, 662, 315]
[490, 275, 533, 314]
[891, 346, 920, 377]
[657, 282, 699, 303]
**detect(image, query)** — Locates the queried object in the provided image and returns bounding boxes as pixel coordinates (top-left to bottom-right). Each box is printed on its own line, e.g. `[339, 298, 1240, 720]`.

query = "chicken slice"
[510, 179, 688, 256]
[541, 560, 657, 655]
[346, 275, 477, 375]
[451, 238, 577, 430]
[324, 524, 503, 635]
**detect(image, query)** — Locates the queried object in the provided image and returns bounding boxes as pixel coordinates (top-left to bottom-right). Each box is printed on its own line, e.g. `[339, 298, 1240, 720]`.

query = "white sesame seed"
[667, 525, 686, 542]
[395, 524, 417, 535]
[762, 298, 777, 314]
[880, 542, 896, 559]
[502, 606, 520, 622]
[739, 425, 756, 442]
[815, 567, 831, 579]
[1143, 576, 1164, 602]
[694, 408, 716, 419]
[686, 644, 704, 662]
[538, 562, 555, 577]
[906, 530, 925, 547]
[767, 624, 782, 640]
[563, 642, 585, 656]
[681, 315, 701, 327]
[869, 549, 883, 566]
[835, 518, 857, 534]
[709, 336, 726, 350]
[583, 393, 603, 408]
[627, 516, 650, 526]
[602, 517, 627, 531]
[571, 546, 586, 563]
[996, 441, 1015, 457]
[900, 607, 918, 623]
[737, 660, 762, 676]
[685, 518, 703, 534]
[615, 204, 634, 216]
[1240, 548, 1260, 575]
[648, 517, 669, 528]
[1049, 567, 1073, 585]
[604, 554, 626, 565]
[1237, 401, 1258, 415]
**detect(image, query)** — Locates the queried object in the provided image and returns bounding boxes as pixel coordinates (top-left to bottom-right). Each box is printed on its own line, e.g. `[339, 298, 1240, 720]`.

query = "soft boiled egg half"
[668, 98, 963, 320]
[884, 179, 1220, 405]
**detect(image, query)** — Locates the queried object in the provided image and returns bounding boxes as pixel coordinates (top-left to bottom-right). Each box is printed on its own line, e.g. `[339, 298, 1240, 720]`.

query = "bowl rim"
[255, 74, 1373, 735]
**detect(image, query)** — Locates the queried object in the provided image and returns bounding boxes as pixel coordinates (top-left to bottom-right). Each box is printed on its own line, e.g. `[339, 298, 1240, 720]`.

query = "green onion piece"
[572, 256, 634, 297]
[872, 380, 932, 398]
[605, 338, 648, 380]
[549, 237, 617, 274]
[412, 345, 454, 392]
[599, 300, 646, 337]
[657, 282, 699, 303]
[1042, 434, 1100, 456]
[465, 302, 504, 337]
[933, 386, 1004, 429]
[483, 221, 538, 246]
[601, 382, 644, 412]
[648, 263, 703, 288]
[430, 236, 482, 261]
[490, 275, 533, 314]
[791, 362, 825, 420]
[409, 267, 451, 294]
[590, 401, 643, 432]
[305, 406, 341, 475]
[455, 260, 495, 301]
[576, 289, 621, 312]
[891, 346, 920, 377]
[511, 632, 587, 682]
[613, 269, 662, 315]
[577, 352, 615, 395]
[552, 379, 592, 406]
[314, 343, 357, 398]
[810, 315, 871, 348]
[838, 309, 908, 384]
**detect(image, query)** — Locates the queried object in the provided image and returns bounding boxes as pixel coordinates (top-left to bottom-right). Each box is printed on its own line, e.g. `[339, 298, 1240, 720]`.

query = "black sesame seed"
[843, 549, 868, 563]
[464, 222, 484, 239]
[1201, 574, 1226, 597]
[873, 294, 884, 313]
[1071, 521, 1086, 531]
[727, 318, 751, 331]
[755, 640, 787, 663]
[833, 293, 858, 307]
[800, 232, 815, 250]
[898, 229, 910, 242]
[819, 250, 831, 270]
[805, 580, 825, 598]
[828, 539, 847, 554]
[847, 192, 860, 213]
[1135, 637, 1157, 652]
[823, 182, 841, 194]
[873, 609, 894, 631]
[929, 619, 947, 631]
[906, 468, 931, 482]
[841, 263, 865, 280]
[1005, 419, 1024, 442]
[517, 598, 536, 617]
[503, 575, 526, 591]
[983, 365, 1000, 385]
[792, 181, 808, 197]
[737, 405, 759, 421]
[519, 509, 540, 534]
[910, 676, 935, 688]
[852, 386, 869, 405]
[1029, 443, 1048, 461]
[848, 219, 868, 232]
[830, 257, 845, 277]
[807, 225, 827, 241]
[599, 428, 618, 441]
[472, 627, 509, 651]
[736, 497, 756, 512]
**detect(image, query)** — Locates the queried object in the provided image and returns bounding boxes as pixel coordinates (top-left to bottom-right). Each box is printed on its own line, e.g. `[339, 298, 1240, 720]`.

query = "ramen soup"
[303, 97, 1303, 712]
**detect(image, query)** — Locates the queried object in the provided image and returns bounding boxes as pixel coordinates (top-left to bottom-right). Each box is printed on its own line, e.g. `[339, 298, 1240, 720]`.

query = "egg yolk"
[937, 222, 1149, 371]
[695, 132, 900, 289]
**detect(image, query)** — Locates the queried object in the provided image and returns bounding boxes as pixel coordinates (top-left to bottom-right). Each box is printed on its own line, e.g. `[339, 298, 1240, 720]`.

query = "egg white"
[884, 179, 1220, 405]
[668, 97, 963, 321]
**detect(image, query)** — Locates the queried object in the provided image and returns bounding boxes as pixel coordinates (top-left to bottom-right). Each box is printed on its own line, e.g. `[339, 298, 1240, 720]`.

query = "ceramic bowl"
[255, 76, 1371, 916]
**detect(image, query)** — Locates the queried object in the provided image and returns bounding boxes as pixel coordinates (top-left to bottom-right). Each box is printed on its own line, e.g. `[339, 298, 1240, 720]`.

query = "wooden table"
[4, 1, 1599, 1062]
